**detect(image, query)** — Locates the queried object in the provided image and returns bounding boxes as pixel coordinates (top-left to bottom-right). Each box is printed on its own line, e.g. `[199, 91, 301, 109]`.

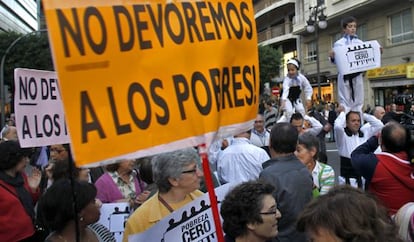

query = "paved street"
[326, 140, 340, 184]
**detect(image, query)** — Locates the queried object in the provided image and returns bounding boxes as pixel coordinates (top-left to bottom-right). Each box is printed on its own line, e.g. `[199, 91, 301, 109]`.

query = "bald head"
[373, 106, 385, 120]
[1, 126, 18, 142]
[381, 122, 407, 153]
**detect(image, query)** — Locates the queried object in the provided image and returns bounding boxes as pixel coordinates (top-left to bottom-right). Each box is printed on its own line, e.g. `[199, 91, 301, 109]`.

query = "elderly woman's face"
[177, 162, 203, 192]
[118, 159, 134, 172]
[295, 144, 316, 166]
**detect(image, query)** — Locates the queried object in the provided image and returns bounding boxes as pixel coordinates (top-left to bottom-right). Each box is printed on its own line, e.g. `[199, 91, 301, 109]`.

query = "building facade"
[256, 0, 414, 111]
[254, 0, 298, 100]
[0, 0, 38, 33]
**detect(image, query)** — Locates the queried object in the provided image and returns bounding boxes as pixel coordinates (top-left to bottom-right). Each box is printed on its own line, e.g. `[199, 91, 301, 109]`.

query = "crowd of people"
[0, 15, 413, 242]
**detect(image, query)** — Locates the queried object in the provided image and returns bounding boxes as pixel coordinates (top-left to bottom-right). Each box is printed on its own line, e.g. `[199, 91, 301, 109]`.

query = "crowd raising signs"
[43, 0, 259, 166]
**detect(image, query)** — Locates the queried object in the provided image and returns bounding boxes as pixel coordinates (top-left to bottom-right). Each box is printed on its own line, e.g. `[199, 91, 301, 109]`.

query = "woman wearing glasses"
[42, 144, 91, 192]
[123, 147, 204, 242]
[49, 144, 69, 162]
[220, 180, 282, 242]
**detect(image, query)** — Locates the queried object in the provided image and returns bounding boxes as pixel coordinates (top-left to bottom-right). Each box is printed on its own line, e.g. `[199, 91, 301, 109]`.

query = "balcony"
[257, 24, 289, 43]
[254, 0, 295, 19]
[254, 0, 280, 14]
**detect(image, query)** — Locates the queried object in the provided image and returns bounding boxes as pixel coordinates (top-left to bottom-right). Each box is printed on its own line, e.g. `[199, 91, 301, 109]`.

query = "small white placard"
[334, 40, 381, 75]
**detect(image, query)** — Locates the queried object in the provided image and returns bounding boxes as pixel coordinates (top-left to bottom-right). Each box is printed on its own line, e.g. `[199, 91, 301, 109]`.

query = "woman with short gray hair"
[123, 147, 204, 241]
[152, 147, 201, 193]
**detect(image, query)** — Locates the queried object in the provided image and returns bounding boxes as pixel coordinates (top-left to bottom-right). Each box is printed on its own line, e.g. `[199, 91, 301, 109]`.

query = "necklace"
[158, 194, 195, 213]
[158, 194, 175, 213]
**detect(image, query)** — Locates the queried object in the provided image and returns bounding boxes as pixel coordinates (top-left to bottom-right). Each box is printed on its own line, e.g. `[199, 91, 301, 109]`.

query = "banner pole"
[198, 143, 224, 242]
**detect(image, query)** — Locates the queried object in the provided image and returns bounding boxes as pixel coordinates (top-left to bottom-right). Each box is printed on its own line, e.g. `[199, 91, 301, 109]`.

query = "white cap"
[287, 59, 299, 69]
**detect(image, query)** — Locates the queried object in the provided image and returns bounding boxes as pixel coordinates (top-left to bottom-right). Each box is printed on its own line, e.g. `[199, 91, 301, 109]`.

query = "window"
[332, 33, 342, 46]
[390, 9, 414, 44]
[306, 41, 317, 62]
[356, 23, 367, 41]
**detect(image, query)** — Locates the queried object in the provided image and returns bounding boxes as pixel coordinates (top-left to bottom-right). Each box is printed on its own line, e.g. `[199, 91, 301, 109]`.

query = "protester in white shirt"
[217, 130, 270, 185]
[250, 114, 270, 147]
[334, 105, 383, 188]
[290, 112, 323, 136]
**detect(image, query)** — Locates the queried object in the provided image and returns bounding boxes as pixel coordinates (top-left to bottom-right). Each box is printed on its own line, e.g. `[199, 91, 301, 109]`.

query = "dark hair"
[105, 162, 120, 172]
[270, 122, 298, 154]
[266, 100, 273, 106]
[137, 156, 154, 184]
[61, 143, 70, 152]
[221, 181, 275, 238]
[37, 179, 97, 232]
[290, 112, 304, 123]
[52, 159, 81, 181]
[298, 132, 319, 161]
[381, 122, 407, 153]
[0, 140, 32, 170]
[341, 16, 357, 29]
[345, 111, 361, 122]
[297, 185, 403, 242]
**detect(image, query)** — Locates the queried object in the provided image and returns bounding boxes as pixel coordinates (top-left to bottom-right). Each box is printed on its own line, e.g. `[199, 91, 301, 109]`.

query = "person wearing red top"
[351, 121, 414, 215]
[0, 141, 41, 242]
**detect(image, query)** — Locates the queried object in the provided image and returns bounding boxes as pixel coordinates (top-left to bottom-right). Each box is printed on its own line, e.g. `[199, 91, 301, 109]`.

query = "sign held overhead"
[43, 0, 259, 166]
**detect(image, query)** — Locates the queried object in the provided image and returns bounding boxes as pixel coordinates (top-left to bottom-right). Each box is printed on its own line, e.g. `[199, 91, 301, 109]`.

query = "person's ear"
[168, 177, 179, 187]
[310, 147, 317, 158]
[246, 222, 257, 231]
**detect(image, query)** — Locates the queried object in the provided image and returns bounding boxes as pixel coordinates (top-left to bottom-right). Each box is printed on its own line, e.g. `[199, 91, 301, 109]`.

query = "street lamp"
[306, 3, 327, 103]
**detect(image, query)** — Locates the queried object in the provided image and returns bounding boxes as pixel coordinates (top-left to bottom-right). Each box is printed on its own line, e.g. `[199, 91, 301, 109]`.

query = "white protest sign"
[128, 183, 235, 242]
[334, 40, 381, 75]
[14, 68, 70, 147]
[98, 202, 131, 242]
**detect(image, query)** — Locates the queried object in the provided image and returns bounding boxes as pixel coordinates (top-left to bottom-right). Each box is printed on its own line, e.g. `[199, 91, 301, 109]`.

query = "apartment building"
[254, 0, 298, 79]
[256, 0, 414, 110]
[0, 0, 38, 33]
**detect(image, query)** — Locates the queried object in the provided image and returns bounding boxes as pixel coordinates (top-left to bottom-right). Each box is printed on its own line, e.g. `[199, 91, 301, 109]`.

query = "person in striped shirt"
[295, 132, 335, 197]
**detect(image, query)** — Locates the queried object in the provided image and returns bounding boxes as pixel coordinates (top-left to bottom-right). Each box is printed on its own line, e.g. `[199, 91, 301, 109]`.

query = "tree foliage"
[0, 31, 54, 88]
[258, 45, 282, 87]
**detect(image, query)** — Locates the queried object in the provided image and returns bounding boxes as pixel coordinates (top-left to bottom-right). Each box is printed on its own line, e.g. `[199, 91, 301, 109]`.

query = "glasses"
[260, 208, 279, 216]
[181, 168, 198, 174]
[50, 148, 66, 153]
[254, 120, 264, 123]
[181, 165, 201, 174]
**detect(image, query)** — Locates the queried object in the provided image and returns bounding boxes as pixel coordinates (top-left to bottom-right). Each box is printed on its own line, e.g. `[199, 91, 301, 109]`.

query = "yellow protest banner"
[43, 0, 259, 166]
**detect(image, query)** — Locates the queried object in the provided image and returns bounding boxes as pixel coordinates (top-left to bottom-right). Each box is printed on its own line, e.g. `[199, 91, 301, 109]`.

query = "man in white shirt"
[217, 130, 270, 185]
[334, 105, 383, 188]
[290, 112, 323, 136]
[250, 114, 270, 148]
